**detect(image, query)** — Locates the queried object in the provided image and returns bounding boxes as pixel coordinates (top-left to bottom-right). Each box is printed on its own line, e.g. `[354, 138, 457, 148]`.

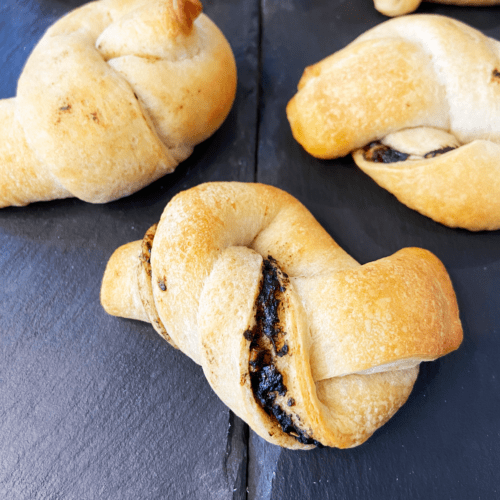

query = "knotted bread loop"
[0, 0, 236, 207]
[101, 182, 463, 449]
[374, 0, 500, 17]
[286, 15, 500, 230]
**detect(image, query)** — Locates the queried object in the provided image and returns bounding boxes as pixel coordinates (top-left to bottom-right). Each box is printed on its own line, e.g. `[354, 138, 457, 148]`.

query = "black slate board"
[1, 1, 499, 499]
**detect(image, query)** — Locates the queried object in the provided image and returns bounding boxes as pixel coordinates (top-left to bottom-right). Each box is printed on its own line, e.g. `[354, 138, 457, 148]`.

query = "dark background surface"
[1, 1, 499, 499]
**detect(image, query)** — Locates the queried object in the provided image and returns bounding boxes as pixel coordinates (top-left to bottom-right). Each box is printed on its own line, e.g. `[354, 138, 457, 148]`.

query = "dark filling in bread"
[140, 225, 168, 294]
[139, 224, 174, 345]
[244, 257, 321, 447]
[423, 146, 456, 159]
[363, 141, 456, 163]
[140, 223, 157, 278]
[364, 142, 409, 163]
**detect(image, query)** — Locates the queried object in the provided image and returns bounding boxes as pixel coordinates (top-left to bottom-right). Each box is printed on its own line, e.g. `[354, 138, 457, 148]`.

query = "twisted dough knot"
[374, 0, 500, 17]
[287, 15, 500, 230]
[0, 0, 236, 207]
[101, 182, 462, 449]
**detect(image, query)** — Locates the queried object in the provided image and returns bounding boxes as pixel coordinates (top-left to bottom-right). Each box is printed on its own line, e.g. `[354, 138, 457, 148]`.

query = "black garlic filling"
[244, 256, 321, 447]
[423, 146, 456, 159]
[140, 224, 167, 294]
[363, 141, 456, 163]
[138, 224, 173, 345]
[364, 142, 409, 163]
[139, 223, 157, 278]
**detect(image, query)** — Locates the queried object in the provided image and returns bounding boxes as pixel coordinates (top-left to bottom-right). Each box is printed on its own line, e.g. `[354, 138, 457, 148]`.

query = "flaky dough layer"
[101, 182, 463, 449]
[0, 0, 236, 207]
[286, 15, 500, 231]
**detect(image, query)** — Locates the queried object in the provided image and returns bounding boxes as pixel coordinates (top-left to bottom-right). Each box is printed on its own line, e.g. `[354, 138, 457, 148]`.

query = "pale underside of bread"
[0, 0, 236, 207]
[101, 182, 463, 449]
[286, 15, 500, 230]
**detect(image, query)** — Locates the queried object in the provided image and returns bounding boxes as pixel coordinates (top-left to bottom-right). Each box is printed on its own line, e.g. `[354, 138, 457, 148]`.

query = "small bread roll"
[101, 182, 463, 449]
[0, 0, 236, 207]
[287, 15, 500, 230]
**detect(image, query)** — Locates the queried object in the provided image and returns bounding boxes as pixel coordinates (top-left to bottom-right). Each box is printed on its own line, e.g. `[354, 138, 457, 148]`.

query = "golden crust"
[374, 0, 422, 16]
[287, 38, 446, 159]
[0, 0, 236, 207]
[100, 182, 463, 449]
[286, 15, 500, 230]
[0, 100, 70, 208]
[295, 247, 462, 382]
[374, 0, 500, 17]
[101, 240, 149, 322]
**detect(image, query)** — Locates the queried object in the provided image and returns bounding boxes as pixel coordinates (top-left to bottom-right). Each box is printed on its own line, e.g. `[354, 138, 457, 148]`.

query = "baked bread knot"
[100, 182, 463, 449]
[286, 15, 500, 231]
[374, 0, 500, 17]
[0, 0, 236, 207]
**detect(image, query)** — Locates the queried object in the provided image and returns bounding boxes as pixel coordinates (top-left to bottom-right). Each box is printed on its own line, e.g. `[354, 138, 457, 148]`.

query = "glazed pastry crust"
[0, 0, 236, 207]
[101, 182, 463, 449]
[287, 15, 500, 230]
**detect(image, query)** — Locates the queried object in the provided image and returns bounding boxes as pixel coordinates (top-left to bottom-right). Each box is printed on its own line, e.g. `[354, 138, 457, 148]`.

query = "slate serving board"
[1, 1, 499, 499]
